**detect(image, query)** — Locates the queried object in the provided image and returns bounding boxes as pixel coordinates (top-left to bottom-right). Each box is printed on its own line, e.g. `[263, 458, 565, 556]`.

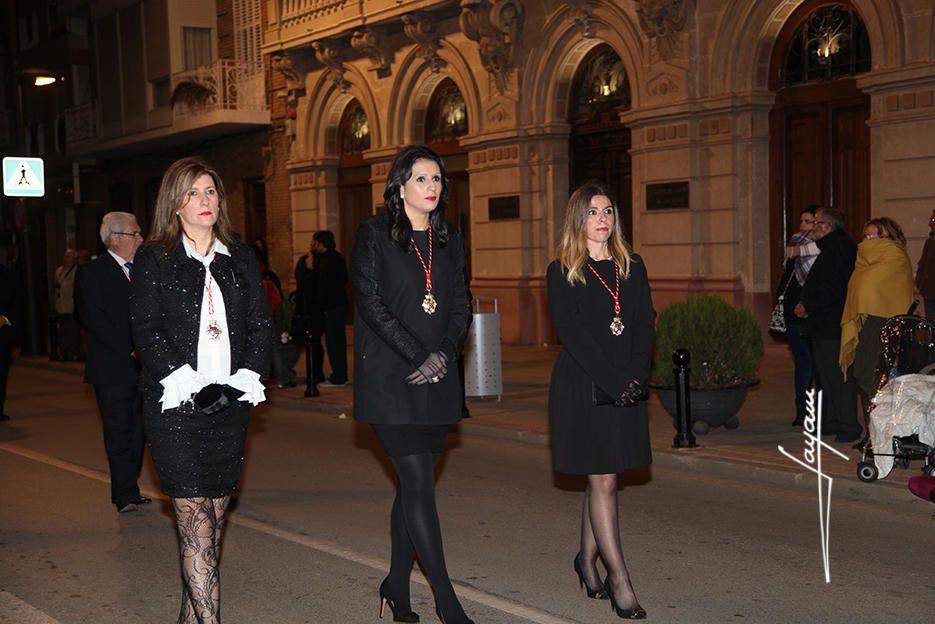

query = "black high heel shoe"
[379, 579, 419, 623]
[605, 576, 647, 620]
[573, 554, 607, 599]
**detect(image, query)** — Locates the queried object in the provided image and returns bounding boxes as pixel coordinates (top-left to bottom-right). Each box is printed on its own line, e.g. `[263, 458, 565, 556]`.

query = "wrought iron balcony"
[171, 60, 267, 120]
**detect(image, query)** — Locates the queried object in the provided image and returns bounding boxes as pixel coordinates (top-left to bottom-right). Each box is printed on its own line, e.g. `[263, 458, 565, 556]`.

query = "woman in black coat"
[351, 145, 473, 624]
[130, 157, 271, 624]
[547, 182, 655, 620]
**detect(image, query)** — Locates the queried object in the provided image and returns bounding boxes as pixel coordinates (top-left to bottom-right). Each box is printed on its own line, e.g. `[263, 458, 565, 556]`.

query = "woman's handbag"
[769, 276, 793, 334]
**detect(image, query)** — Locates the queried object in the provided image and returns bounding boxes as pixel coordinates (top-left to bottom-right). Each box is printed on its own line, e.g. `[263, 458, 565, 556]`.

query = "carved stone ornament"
[572, 8, 600, 39]
[351, 29, 391, 77]
[402, 13, 445, 73]
[312, 41, 350, 91]
[636, 0, 690, 62]
[271, 53, 303, 89]
[459, 0, 524, 94]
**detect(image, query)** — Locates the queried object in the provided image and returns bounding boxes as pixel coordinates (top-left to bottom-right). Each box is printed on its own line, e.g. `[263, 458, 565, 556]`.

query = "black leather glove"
[615, 380, 648, 408]
[407, 352, 449, 385]
[193, 384, 241, 415]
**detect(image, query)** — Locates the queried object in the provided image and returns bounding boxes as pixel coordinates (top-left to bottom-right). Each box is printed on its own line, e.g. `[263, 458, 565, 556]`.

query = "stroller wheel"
[924, 465, 935, 477]
[857, 462, 879, 483]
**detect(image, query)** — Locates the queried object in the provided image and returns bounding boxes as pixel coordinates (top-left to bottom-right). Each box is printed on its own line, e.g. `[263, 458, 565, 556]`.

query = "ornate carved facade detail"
[459, 0, 524, 94]
[648, 73, 678, 96]
[636, 0, 690, 62]
[402, 13, 445, 73]
[351, 29, 391, 77]
[571, 8, 600, 39]
[312, 41, 350, 91]
[271, 53, 303, 89]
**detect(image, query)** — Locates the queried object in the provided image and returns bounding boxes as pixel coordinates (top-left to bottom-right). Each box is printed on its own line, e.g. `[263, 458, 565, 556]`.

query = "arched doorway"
[337, 99, 372, 258]
[424, 78, 471, 275]
[569, 44, 633, 242]
[769, 2, 872, 287]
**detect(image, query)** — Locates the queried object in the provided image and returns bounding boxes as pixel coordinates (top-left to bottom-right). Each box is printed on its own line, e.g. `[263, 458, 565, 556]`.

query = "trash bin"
[463, 296, 502, 400]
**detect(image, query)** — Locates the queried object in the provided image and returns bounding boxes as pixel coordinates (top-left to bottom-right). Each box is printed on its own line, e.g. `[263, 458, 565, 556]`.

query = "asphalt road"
[2, 365, 934, 624]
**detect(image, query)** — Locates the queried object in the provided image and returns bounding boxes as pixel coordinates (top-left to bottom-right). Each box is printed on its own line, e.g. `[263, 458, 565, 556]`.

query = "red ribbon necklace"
[411, 227, 437, 315]
[587, 259, 625, 335]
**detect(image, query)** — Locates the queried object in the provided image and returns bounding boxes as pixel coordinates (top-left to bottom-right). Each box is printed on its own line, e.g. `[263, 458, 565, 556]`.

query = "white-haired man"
[76, 212, 149, 512]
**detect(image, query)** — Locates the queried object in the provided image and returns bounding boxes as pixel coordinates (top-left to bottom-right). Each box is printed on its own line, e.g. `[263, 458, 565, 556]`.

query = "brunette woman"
[130, 157, 271, 624]
[547, 182, 655, 620]
[351, 145, 473, 624]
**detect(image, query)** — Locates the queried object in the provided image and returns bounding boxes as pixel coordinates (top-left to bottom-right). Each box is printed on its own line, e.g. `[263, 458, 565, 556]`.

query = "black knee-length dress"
[547, 257, 656, 475]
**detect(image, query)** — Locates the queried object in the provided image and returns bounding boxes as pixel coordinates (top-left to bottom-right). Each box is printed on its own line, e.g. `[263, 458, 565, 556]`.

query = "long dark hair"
[383, 145, 450, 252]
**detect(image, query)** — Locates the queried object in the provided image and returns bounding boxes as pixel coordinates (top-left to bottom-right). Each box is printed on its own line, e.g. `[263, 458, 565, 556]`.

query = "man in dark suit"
[76, 212, 149, 512]
[796, 207, 860, 443]
[0, 246, 21, 422]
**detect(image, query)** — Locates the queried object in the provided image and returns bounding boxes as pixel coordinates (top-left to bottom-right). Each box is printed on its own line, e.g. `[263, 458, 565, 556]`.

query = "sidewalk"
[13, 340, 925, 506]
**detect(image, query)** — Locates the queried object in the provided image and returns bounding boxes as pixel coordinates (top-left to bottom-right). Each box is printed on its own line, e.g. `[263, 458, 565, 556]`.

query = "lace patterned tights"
[173, 496, 230, 624]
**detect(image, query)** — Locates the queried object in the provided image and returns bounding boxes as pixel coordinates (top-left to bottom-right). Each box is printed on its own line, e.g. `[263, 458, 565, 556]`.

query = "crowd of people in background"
[777, 206, 932, 448]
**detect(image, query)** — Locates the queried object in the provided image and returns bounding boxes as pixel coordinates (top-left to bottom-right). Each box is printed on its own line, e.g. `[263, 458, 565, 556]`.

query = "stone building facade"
[262, 0, 935, 344]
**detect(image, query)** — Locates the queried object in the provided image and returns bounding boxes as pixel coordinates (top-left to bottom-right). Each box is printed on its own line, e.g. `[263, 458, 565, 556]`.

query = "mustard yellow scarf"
[839, 238, 914, 376]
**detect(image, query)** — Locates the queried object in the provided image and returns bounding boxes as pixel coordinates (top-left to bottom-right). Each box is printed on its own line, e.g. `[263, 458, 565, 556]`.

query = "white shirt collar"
[107, 248, 132, 265]
[182, 237, 231, 264]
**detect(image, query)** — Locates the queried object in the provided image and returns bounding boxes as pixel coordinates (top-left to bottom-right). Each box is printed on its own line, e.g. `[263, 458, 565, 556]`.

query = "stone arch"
[709, 0, 905, 95]
[298, 62, 382, 160]
[522, 1, 644, 126]
[385, 39, 483, 147]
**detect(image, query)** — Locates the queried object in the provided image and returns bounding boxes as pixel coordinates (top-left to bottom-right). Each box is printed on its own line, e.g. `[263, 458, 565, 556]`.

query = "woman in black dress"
[130, 157, 271, 624]
[547, 182, 655, 620]
[351, 145, 473, 624]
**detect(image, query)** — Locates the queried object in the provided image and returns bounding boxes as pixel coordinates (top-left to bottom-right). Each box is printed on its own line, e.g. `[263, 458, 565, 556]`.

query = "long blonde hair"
[558, 182, 632, 285]
[148, 157, 236, 251]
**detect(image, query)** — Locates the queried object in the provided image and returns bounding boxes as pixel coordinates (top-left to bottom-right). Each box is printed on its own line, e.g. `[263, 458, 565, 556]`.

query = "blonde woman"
[840, 216, 914, 446]
[547, 182, 655, 619]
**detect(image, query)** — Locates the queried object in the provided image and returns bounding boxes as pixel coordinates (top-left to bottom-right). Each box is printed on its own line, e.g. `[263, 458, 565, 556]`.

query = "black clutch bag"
[193, 384, 241, 416]
[591, 382, 616, 406]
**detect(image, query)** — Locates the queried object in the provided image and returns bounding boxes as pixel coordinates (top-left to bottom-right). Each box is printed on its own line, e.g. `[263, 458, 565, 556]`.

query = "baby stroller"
[856, 313, 935, 483]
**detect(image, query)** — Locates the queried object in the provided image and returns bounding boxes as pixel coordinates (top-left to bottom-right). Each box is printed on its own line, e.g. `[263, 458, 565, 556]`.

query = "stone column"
[287, 157, 340, 262]
[858, 63, 935, 261]
[620, 92, 774, 315]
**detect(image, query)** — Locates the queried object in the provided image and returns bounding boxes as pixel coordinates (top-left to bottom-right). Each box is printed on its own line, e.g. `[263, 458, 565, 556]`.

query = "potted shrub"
[651, 295, 763, 434]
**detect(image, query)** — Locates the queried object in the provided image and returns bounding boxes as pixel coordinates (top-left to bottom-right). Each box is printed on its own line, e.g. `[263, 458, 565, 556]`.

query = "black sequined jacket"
[350, 214, 472, 425]
[129, 240, 272, 392]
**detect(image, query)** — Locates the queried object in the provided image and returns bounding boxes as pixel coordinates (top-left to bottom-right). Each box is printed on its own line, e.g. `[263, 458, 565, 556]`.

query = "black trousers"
[810, 337, 860, 438]
[310, 306, 348, 384]
[94, 384, 145, 505]
[0, 328, 12, 416]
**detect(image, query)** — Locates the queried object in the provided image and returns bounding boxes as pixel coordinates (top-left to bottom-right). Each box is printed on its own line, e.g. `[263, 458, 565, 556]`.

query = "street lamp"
[7, 68, 62, 355]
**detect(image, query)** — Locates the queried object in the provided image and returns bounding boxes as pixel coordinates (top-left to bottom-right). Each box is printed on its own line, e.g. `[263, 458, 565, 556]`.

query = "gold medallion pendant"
[206, 320, 223, 340]
[610, 316, 624, 336]
[422, 292, 437, 315]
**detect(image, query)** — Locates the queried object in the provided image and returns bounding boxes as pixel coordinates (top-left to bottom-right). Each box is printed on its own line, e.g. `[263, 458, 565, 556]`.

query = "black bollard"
[672, 348, 698, 448]
[303, 339, 320, 398]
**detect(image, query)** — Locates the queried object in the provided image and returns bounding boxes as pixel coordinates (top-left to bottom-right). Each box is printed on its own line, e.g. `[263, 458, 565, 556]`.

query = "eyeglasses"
[112, 231, 143, 238]
[813, 220, 827, 225]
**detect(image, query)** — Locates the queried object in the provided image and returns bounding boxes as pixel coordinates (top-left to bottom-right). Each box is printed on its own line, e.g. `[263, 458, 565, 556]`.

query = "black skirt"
[143, 392, 250, 498]
[371, 424, 450, 457]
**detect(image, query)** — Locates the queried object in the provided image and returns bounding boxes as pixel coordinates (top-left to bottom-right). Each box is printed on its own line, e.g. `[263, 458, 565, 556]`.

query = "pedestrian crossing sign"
[3, 156, 45, 197]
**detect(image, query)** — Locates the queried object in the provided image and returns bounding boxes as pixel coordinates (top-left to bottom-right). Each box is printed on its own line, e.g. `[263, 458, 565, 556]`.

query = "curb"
[14, 359, 925, 509]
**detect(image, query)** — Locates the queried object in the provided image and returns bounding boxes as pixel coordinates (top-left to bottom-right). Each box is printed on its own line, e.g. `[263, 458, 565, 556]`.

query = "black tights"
[172, 496, 231, 624]
[578, 474, 640, 609]
[384, 452, 469, 622]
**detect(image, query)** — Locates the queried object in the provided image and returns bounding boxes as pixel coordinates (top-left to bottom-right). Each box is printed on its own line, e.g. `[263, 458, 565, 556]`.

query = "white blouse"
[158, 238, 266, 411]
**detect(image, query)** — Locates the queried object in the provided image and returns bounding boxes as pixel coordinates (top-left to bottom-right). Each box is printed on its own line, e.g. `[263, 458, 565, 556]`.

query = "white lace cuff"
[225, 368, 266, 406]
[159, 364, 211, 412]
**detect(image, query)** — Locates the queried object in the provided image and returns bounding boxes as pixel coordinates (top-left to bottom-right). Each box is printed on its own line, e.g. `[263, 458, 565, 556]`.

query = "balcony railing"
[171, 59, 267, 120]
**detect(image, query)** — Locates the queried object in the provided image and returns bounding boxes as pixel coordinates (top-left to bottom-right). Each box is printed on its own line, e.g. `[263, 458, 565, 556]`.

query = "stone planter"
[655, 381, 757, 435]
